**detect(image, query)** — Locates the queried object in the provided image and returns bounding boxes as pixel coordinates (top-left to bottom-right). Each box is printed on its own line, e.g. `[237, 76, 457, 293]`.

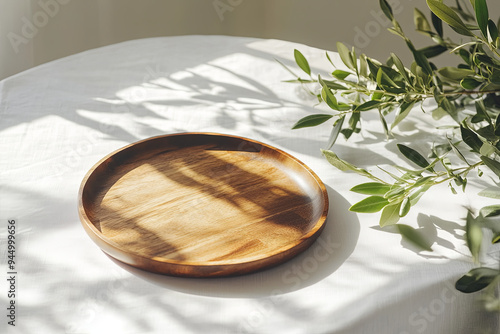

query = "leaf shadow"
[371, 213, 468, 259]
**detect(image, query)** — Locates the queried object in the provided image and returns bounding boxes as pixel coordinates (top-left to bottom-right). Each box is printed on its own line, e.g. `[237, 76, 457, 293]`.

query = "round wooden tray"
[78, 133, 329, 277]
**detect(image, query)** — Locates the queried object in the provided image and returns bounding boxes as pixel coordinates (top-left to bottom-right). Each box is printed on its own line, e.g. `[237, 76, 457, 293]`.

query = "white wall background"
[1, 0, 500, 80]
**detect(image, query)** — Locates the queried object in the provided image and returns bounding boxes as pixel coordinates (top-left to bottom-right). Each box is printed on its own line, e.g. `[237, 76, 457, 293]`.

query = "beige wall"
[2, 0, 500, 80]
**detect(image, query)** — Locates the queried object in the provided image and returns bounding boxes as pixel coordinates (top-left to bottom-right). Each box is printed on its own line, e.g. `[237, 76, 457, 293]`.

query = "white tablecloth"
[1, 35, 499, 334]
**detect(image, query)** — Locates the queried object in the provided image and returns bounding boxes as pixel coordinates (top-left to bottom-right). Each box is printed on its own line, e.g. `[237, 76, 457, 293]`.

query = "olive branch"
[282, 0, 500, 308]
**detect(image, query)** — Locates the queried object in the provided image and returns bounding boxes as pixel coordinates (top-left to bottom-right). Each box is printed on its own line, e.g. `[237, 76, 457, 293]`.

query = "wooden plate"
[78, 133, 329, 277]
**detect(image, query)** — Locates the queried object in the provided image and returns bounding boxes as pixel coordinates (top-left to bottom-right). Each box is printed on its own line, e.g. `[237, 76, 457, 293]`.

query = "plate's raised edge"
[78, 132, 329, 269]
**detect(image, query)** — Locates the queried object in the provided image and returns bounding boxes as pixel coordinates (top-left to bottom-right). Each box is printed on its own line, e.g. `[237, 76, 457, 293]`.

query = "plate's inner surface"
[85, 140, 324, 265]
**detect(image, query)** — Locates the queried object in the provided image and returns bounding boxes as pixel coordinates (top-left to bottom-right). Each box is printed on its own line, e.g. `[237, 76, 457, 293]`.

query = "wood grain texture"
[78, 133, 329, 277]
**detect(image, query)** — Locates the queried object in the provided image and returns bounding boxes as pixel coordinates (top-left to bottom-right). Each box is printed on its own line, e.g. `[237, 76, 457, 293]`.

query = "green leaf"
[337, 42, 355, 71]
[350, 46, 358, 74]
[399, 197, 411, 217]
[480, 142, 496, 156]
[461, 124, 483, 153]
[438, 67, 476, 81]
[319, 76, 341, 111]
[431, 12, 444, 37]
[372, 91, 384, 100]
[367, 57, 381, 78]
[325, 116, 345, 149]
[481, 156, 500, 180]
[380, 202, 402, 227]
[414, 8, 433, 34]
[413, 176, 434, 188]
[376, 67, 405, 93]
[397, 224, 433, 251]
[356, 100, 383, 111]
[480, 205, 500, 217]
[496, 113, 500, 135]
[321, 150, 373, 179]
[456, 267, 500, 293]
[322, 79, 348, 91]
[466, 211, 483, 262]
[487, 19, 499, 45]
[294, 49, 311, 76]
[343, 111, 361, 140]
[461, 77, 482, 89]
[292, 114, 333, 129]
[384, 186, 405, 200]
[491, 69, 500, 85]
[436, 96, 459, 123]
[351, 182, 392, 195]
[378, 109, 391, 139]
[390, 53, 411, 84]
[476, 125, 496, 141]
[427, 0, 474, 36]
[472, 100, 489, 124]
[359, 54, 369, 78]
[474, 0, 489, 38]
[459, 48, 471, 65]
[397, 144, 433, 170]
[418, 44, 448, 58]
[407, 40, 434, 76]
[380, 0, 394, 21]
[475, 54, 500, 70]
[478, 187, 500, 199]
[332, 70, 351, 80]
[350, 196, 389, 213]
[447, 138, 470, 165]
[493, 232, 500, 244]
[325, 51, 335, 67]
[409, 185, 432, 206]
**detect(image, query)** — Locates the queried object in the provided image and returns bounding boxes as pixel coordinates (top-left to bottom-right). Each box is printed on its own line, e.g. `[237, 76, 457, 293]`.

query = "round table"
[0, 35, 498, 334]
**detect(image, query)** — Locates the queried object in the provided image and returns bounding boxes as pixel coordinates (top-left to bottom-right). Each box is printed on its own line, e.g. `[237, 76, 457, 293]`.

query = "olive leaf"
[380, 202, 402, 227]
[355, 100, 384, 111]
[461, 124, 483, 153]
[332, 69, 351, 80]
[418, 44, 448, 58]
[380, 0, 394, 21]
[474, 0, 489, 38]
[350, 196, 389, 213]
[438, 67, 476, 81]
[336, 42, 356, 72]
[427, 0, 474, 36]
[481, 156, 500, 179]
[456, 267, 500, 293]
[294, 49, 311, 76]
[487, 19, 499, 45]
[321, 150, 374, 179]
[397, 144, 434, 171]
[414, 8, 433, 35]
[480, 205, 500, 217]
[325, 116, 345, 149]
[351, 182, 392, 195]
[431, 12, 444, 37]
[292, 114, 333, 129]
